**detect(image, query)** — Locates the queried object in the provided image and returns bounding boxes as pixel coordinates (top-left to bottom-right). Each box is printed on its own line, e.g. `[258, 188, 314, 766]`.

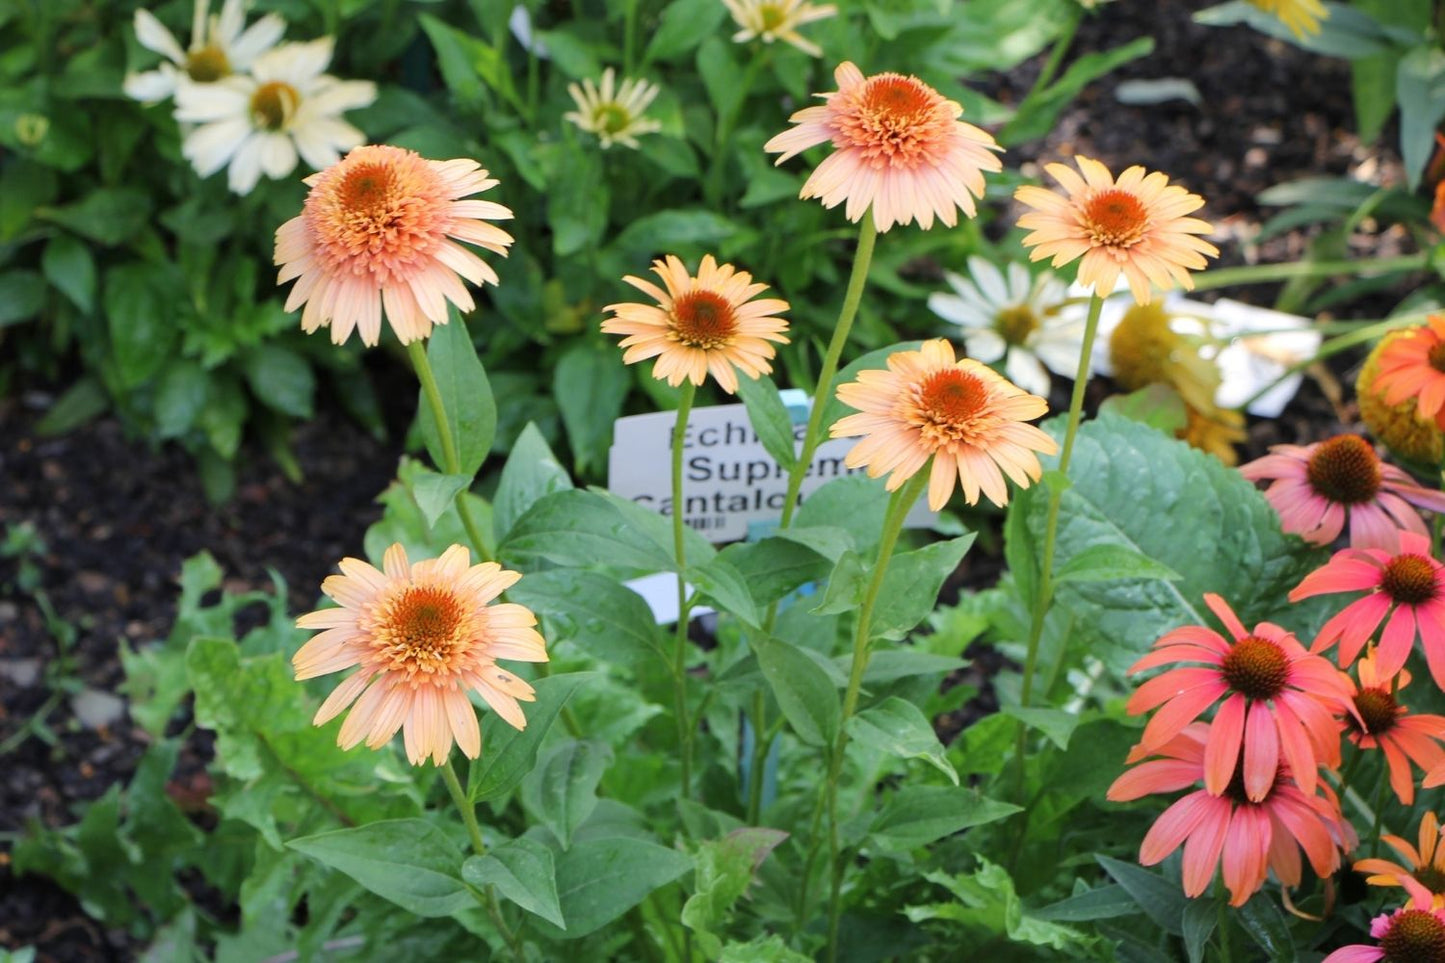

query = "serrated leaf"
[847, 697, 957, 784]
[734, 374, 798, 472]
[493, 423, 573, 544]
[681, 828, 788, 956]
[288, 819, 471, 917]
[417, 314, 495, 478]
[752, 634, 839, 747]
[468, 673, 595, 802]
[1054, 544, 1182, 584]
[521, 740, 613, 850]
[870, 787, 1020, 850]
[462, 837, 565, 927]
[106, 263, 174, 389]
[1096, 855, 1185, 936]
[407, 470, 472, 530]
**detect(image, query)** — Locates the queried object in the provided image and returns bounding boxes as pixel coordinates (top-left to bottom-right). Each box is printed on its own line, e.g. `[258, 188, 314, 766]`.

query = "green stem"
[623, 0, 639, 74]
[1019, 9, 1079, 107]
[1368, 766, 1390, 857]
[1216, 887, 1232, 963]
[823, 471, 929, 963]
[671, 382, 699, 800]
[407, 340, 493, 562]
[745, 689, 768, 824]
[1188, 252, 1428, 293]
[440, 760, 527, 962]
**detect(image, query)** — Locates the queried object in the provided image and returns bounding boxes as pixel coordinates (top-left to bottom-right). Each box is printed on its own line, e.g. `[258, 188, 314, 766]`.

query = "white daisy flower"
[927, 256, 1082, 396]
[123, 0, 285, 104]
[174, 38, 376, 195]
[564, 68, 661, 149]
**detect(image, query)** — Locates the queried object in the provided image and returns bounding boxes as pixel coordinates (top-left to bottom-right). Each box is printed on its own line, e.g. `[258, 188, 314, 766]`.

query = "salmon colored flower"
[1248, 0, 1328, 39]
[763, 61, 1002, 232]
[275, 144, 514, 347]
[1321, 896, 1445, 963]
[722, 0, 837, 57]
[1108, 724, 1353, 906]
[601, 254, 789, 393]
[1241, 435, 1445, 552]
[1289, 532, 1445, 684]
[1126, 592, 1352, 801]
[1343, 650, 1445, 805]
[1015, 155, 1218, 305]
[1354, 812, 1445, 909]
[1372, 316, 1445, 432]
[294, 543, 548, 766]
[829, 338, 1057, 511]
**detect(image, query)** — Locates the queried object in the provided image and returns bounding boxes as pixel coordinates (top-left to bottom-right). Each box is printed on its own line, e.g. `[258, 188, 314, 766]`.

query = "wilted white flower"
[124, 0, 285, 104]
[564, 68, 661, 149]
[174, 38, 375, 195]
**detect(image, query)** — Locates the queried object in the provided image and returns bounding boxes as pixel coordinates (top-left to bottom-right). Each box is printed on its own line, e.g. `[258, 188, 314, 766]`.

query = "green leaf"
[549, 146, 607, 256]
[1033, 885, 1139, 923]
[106, 263, 174, 389]
[870, 534, 975, 641]
[1001, 705, 1078, 750]
[418, 315, 495, 479]
[1003, 491, 1039, 608]
[418, 14, 491, 106]
[34, 377, 108, 436]
[718, 537, 832, 608]
[734, 374, 798, 472]
[468, 673, 595, 802]
[1098, 383, 1188, 434]
[904, 861, 1095, 953]
[462, 837, 565, 928]
[681, 828, 788, 957]
[752, 634, 840, 747]
[1397, 46, 1445, 190]
[1195, 2, 1397, 57]
[288, 819, 472, 917]
[609, 210, 740, 262]
[554, 339, 629, 475]
[1054, 544, 1182, 584]
[549, 837, 692, 938]
[644, 0, 728, 63]
[690, 556, 761, 628]
[1096, 855, 1186, 936]
[850, 649, 964, 685]
[810, 550, 866, 615]
[847, 697, 957, 784]
[1001, 38, 1154, 144]
[40, 187, 150, 246]
[493, 422, 573, 545]
[1181, 899, 1218, 963]
[718, 935, 812, 963]
[500, 488, 711, 573]
[521, 740, 613, 850]
[243, 344, 315, 419]
[0, 270, 46, 327]
[870, 787, 1021, 850]
[1236, 894, 1296, 962]
[41, 234, 95, 314]
[505, 569, 665, 666]
[406, 469, 472, 530]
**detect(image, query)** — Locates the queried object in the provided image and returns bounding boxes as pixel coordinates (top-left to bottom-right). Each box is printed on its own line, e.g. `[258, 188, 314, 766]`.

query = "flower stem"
[407, 339, 493, 562]
[1188, 252, 1428, 293]
[1216, 884, 1232, 963]
[440, 759, 526, 962]
[823, 471, 929, 963]
[671, 381, 699, 800]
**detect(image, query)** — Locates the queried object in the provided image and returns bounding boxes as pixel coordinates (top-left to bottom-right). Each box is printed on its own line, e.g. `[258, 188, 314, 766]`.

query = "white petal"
[134, 9, 187, 64]
[258, 132, 298, 180]
[174, 77, 251, 121]
[1004, 349, 1051, 397]
[966, 329, 1007, 364]
[228, 14, 286, 66]
[182, 118, 252, 175]
[304, 79, 378, 116]
[123, 67, 179, 104]
[226, 134, 266, 194]
[967, 256, 1008, 307]
[927, 292, 991, 331]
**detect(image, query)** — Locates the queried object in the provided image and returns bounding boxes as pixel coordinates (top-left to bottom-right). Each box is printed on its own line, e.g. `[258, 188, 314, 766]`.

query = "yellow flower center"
[250, 81, 300, 132]
[1380, 908, 1445, 962]
[1305, 435, 1382, 504]
[1109, 301, 1177, 390]
[1082, 188, 1149, 249]
[1220, 635, 1289, 701]
[758, 3, 788, 30]
[373, 585, 469, 677]
[996, 305, 1040, 347]
[593, 103, 633, 136]
[1429, 340, 1445, 374]
[670, 290, 737, 349]
[185, 43, 231, 82]
[1382, 555, 1439, 606]
[1351, 687, 1401, 736]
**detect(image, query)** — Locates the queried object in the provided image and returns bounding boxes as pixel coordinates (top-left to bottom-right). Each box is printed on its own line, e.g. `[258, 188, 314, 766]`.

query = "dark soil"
[0, 2, 1419, 959]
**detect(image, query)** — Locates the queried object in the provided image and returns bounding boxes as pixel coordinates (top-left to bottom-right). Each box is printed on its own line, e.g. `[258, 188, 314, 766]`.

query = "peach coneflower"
[722, 0, 837, 57]
[1322, 896, 1445, 963]
[1015, 155, 1218, 305]
[1126, 592, 1351, 801]
[1108, 724, 1353, 907]
[293, 543, 548, 766]
[274, 144, 514, 347]
[1355, 813, 1445, 909]
[763, 61, 1002, 232]
[1289, 531, 1445, 685]
[601, 254, 789, 393]
[1372, 316, 1445, 432]
[829, 338, 1057, 511]
[1342, 650, 1445, 805]
[1241, 435, 1445, 552]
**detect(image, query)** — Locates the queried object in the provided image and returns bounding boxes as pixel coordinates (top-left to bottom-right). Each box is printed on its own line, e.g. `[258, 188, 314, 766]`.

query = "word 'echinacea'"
[175, 37, 375, 194]
[1108, 724, 1352, 907]
[722, 0, 837, 57]
[294, 544, 547, 767]
[829, 338, 1057, 511]
[1289, 531, 1445, 684]
[124, 0, 284, 104]
[764, 62, 1002, 232]
[275, 145, 515, 346]
[1015, 156, 1218, 305]
[1372, 315, 1445, 432]
[1241, 435, 1445, 552]
[564, 68, 661, 150]
[601, 254, 790, 393]
[1354, 812, 1445, 909]
[1126, 592, 1350, 800]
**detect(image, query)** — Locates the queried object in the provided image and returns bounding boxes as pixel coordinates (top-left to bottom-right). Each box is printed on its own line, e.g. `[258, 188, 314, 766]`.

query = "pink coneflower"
[762, 61, 1002, 232]
[293, 543, 548, 766]
[1354, 812, 1445, 909]
[1342, 650, 1445, 805]
[1240, 435, 1445, 552]
[275, 144, 514, 347]
[1321, 896, 1445, 963]
[1126, 592, 1352, 800]
[1289, 531, 1445, 685]
[1373, 315, 1445, 432]
[1108, 724, 1354, 906]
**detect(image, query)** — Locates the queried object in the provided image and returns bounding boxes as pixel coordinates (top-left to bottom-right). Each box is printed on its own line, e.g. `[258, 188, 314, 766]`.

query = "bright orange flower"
[1372, 316, 1445, 432]
[1354, 812, 1445, 909]
[294, 543, 548, 766]
[763, 61, 1002, 232]
[829, 338, 1057, 510]
[1015, 155, 1218, 305]
[275, 144, 514, 346]
[601, 254, 789, 394]
[1341, 650, 1445, 805]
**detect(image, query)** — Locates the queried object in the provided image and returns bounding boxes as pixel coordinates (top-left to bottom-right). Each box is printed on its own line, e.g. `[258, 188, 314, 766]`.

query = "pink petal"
[1204, 694, 1247, 796]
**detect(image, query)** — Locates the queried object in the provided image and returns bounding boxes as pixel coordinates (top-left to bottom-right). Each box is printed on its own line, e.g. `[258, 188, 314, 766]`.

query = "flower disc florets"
[1305, 435, 1383, 504]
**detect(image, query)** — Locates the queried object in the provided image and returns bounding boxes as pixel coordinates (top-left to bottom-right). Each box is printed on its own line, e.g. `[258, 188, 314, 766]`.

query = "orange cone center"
[1220, 636, 1288, 700]
[1380, 908, 1445, 961]
[376, 586, 467, 676]
[670, 291, 737, 349]
[1382, 555, 1439, 606]
[1351, 687, 1401, 736]
[1082, 188, 1149, 248]
[1305, 435, 1382, 504]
